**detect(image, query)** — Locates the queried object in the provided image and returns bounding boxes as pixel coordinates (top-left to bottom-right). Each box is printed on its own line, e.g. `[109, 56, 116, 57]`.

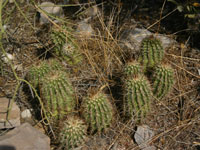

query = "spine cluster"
[60, 115, 87, 150]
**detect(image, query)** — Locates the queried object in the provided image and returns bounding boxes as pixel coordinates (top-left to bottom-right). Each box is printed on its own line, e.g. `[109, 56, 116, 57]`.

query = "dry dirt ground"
[1, 0, 200, 150]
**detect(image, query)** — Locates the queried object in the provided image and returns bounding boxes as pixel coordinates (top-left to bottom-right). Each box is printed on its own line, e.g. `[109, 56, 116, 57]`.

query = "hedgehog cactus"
[124, 61, 142, 78]
[82, 92, 113, 133]
[139, 36, 164, 70]
[27, 59, 63, 88]
[123, 76, 152, 120]
[60, 115, 87, 150]
[27, 60, 50, 88]
[40, 70, 75, 120]
[51, 26, 82, 65]
[152, 65, 174, 99]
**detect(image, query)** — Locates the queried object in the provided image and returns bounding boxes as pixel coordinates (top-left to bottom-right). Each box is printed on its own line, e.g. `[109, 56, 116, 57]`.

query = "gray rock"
[120, 28, 176, 56]
[76, 19, 94, 38]
[83, 5, 99, 18]
[0, 123, 50, 150]
[38, 2, 64, 24]
[0, 97, 20, 129]
[21, 109, 32, 119]
[134, 125, 156, 150]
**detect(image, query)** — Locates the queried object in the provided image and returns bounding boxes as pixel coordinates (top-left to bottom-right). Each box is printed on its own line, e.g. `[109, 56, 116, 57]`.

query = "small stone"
[198, 69, 200, 75]
[21, 109, 32, 119]
[38, 2, 64, 24]
[76, 19, 94, 38]
[134, 125, 155, 150]
[83, 5, 99, 18]
[2, 53, 15, 63]
[0, 123, 50, 150]
[0, 97, 20, 129]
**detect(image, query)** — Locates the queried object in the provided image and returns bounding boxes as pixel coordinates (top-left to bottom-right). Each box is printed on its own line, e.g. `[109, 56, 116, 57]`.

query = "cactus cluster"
[138, 36, 164, 70]
[152, 65, 174, 99]
[60, 115, 87, 150]
[82, 92, 113, 133]
[123, 36, 175, 120]
[40, 70, 75, 120]
[51, 25, 83, 65]
[123, 76, 152, 120]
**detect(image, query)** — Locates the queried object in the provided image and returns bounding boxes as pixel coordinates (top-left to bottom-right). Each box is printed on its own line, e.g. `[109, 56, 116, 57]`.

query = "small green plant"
[60, 115, 87, 150]
[40, 70, 75, 120]
[152, 65, 174, 99]
[124, 61, 142, 78]
[81, 92, 113, 133]
[138, 36, 164, 71]
[51, 25, 83, 65]
[26, 59, 63, 88]
[123, 76, 152, 120]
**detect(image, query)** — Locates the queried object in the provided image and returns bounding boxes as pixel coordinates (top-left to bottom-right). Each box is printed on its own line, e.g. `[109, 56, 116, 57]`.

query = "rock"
[134, 125, 156, 150]
[38, 2, 64, 24]
[83, 5, 99, 18]
[2, 53, 15, 63]
[76, 19, 94, 38]
[120, 28, 176, 56]
[0, 123, 50, 150]
[0, 97, 20, 129]
[21, 109, 32, 119]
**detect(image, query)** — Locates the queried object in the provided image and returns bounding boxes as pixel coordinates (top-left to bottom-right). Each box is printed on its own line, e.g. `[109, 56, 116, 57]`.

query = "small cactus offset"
[51, 26, 82, 65]
[40, 70, 75, 120]
[123, 76, 152, 120]
[124, 61, 143, 78]
[138, 36, 164, 70]
[26, 60, 50, 88]
[82, 92, 113, 133]
[26, 59, 63, 88]
[60, 115, 87, 150]
[152, 65, 174, 99]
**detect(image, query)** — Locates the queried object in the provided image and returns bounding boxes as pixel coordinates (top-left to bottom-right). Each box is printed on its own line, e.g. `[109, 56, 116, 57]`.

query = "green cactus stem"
[82, 92, 113, 133]
[152, 65, 174, 99]
[26, 60, 50, 88]
[51, 26, 82, 65]
[26, 59, 63, 88]
[124, 61, 142, 78]
[138, 36, 164, 70]
[123, 76, 152, 120]
[60, 115, 87, 150]
[40, 70, 75, 120]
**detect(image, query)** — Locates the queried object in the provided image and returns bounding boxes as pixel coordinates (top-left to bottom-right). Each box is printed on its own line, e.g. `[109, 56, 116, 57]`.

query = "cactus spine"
[152, 65, 174, 99]
[51, 26, 82, 65]
[60, 116, 87, 150]
[82, 92, 113, 133]
[123, 76, 152, 120]
[124, 61, 142, 78]
[40, 70, 75, 120]
[139, 36, 164, 70]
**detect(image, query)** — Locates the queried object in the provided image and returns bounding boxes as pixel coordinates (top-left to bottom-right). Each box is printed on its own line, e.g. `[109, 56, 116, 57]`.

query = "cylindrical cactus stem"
[152, 65, 174, 99]
[51, 25, 82, 65]
[26, 60, 50, 88]
[81, 92, 113, 133]
[138, 36, 164, 70]
[123, 76, 152, 120]
[40, 70, 76, 121]
[60, 115, 87, 150]
[26, 59, 64, 88]
[124, 61, 143, 78]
